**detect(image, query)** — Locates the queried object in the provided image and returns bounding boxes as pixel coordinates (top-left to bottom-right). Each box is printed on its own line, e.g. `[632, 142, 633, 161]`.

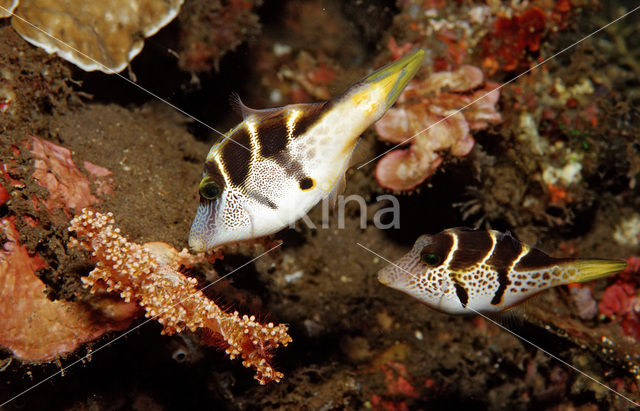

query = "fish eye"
[420, 251, 441, 266]
[199, 179, 221, 200]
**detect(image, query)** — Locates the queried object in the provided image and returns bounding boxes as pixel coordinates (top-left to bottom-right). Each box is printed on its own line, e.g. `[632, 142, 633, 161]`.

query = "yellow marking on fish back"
[286, 109, 302, 140]
[349, 89, 379, 117]
[245, 120, 260, 162]
[214, 155, 232, 187]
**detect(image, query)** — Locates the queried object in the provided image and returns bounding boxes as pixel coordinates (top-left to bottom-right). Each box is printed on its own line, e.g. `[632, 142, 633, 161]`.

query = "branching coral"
[374, 65, 501, 191]
[69, 209, 292, 384]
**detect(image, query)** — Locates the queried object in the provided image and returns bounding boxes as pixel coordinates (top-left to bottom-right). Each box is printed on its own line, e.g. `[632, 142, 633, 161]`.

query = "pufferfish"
[378, 227, 627, 315]
[189, 50, 425, 251]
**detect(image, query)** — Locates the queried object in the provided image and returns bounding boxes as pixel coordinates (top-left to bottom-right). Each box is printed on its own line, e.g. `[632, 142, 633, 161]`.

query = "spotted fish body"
[189, 50, 425, 251]
[378, 227, 627, 315]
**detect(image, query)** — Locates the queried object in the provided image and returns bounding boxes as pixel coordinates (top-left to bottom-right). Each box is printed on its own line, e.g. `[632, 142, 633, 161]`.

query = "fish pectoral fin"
[229, 92, 286, 120]
[327, 172, 346, 210]
[346, 139, 369, 168]
[490, 305, 525, 327]
[326, 143, 358, 209]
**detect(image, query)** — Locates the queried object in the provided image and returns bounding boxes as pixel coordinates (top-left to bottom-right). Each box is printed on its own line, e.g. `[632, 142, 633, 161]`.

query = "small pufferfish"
[378, 227, 627, 315]
[189, 50, 425, 251]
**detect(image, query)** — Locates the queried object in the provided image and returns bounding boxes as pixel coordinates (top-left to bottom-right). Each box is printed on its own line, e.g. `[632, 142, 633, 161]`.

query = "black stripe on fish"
[454, 281, 469, 307]
[257, 116, 289, 158]
[490, 268, 510, 305]
[419, 232, 453, 267]
[247, 190, 278, 209]
[272, 151, 305, 179]
[221, 126, 252, 186]
[486, 231, 523, 270]
[487, 232, 521, 305]
[203, 160, 227, 188]
[255, 104, 325, 158]
[514, 247, 558, 270]
[449, 228, 493, 271]
[290, 103, 326, 138]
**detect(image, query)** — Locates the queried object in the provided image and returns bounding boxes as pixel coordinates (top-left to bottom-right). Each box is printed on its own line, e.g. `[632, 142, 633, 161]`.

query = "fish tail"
[570, 259, 628, 283]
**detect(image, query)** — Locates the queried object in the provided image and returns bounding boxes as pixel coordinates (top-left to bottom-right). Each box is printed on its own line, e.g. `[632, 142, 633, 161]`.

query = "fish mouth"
[377, 267, 392, 286]
[378, 267, 389, 286]
[361, 49, 425, 112]
[377, 251, 423, 290]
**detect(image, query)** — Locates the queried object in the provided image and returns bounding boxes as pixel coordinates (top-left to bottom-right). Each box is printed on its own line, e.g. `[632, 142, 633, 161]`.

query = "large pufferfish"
[378, 227, 627, 315]
[189, 50, 425, 251]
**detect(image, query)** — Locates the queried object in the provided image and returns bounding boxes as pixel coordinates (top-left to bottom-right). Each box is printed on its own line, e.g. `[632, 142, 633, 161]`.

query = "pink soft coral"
[374, 65, 502, 191]
[0, 216, 137, 362]
[29, 136, 113, 211]
[599, 282, 635, 318]
[599, 257, 640, 340]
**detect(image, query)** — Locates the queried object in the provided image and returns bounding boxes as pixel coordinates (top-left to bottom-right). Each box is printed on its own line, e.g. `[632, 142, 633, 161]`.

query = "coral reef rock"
[29, 136, 113, 211]
[375, 65, 501, 191]
[178, 0, 262, 72]
[0, 0, 18, 18]
[4, 0, 184, 73]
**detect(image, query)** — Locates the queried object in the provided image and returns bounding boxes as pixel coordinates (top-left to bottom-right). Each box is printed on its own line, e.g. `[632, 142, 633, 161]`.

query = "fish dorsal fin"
[229, 92, 286, 120]
[500, 230, 521, 250]
[501, 230, 517, 241]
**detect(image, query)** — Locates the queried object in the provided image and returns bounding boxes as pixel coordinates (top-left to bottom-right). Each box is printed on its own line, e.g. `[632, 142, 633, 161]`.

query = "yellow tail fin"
[572, 259, 628, 283]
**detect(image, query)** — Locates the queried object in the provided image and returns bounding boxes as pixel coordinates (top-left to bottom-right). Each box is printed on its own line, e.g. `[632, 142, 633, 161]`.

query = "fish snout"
[377, 265, 393, 286]
[188, 201, 218, 252]
[377, 263, 412, 289]
[188, 232, 208, 252]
